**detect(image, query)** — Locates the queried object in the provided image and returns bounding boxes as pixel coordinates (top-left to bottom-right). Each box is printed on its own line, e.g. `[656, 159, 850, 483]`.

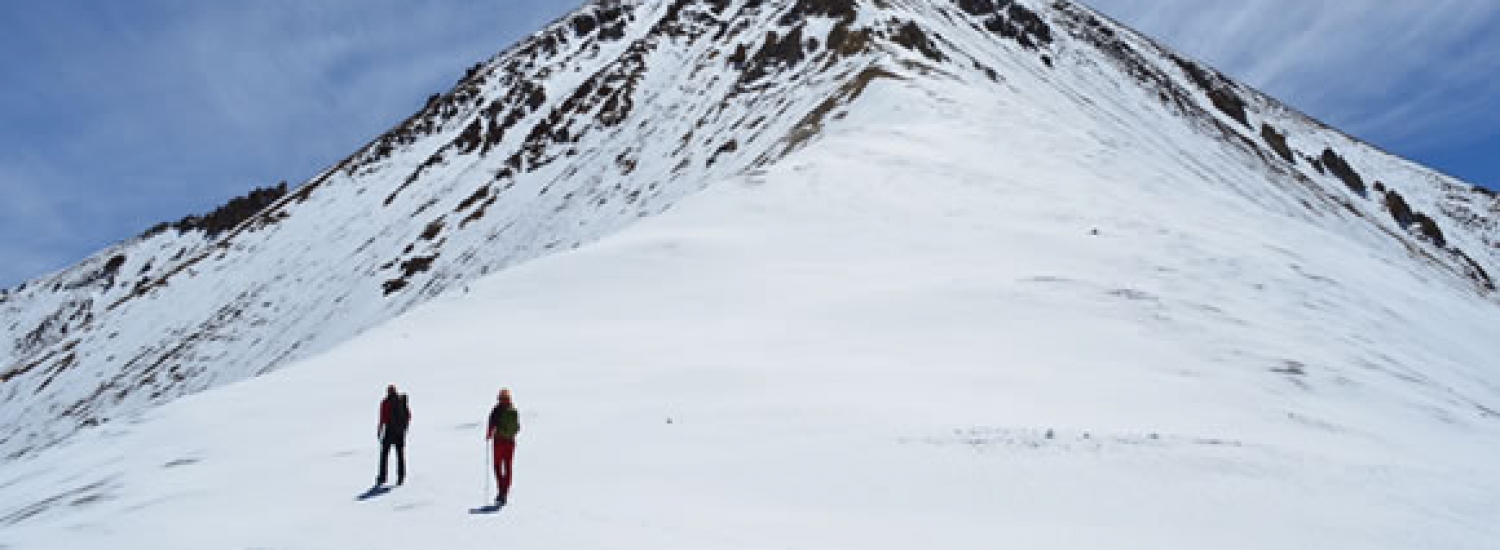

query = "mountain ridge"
[2, 32, 1497, 544]
[1, 0, 1495, 460]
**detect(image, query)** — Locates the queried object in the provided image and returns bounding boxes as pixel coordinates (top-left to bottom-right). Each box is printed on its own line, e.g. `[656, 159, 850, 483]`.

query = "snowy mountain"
[1, 0, 867, 457]
[2, 0, 1498, 544]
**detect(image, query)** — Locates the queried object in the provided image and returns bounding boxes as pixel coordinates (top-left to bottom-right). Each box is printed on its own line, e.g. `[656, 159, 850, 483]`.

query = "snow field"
[3, 70, 1497, 548]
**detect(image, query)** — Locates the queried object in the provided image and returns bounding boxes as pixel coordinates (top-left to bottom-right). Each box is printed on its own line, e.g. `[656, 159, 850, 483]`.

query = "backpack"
[388, 395, 411, 429]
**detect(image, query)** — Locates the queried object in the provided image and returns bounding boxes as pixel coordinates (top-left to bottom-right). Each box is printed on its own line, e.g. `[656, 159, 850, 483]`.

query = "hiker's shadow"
[355, 485, 392, 501]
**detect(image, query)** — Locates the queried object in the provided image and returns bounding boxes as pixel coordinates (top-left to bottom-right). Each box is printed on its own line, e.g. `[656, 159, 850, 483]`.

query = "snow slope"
[3, 33, 1499, 547]
[3, 0, 1496, 464]
[0, 0, 872, 457]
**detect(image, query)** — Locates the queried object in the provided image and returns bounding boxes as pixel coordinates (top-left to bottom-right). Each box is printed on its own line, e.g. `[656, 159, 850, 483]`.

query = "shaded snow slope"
[2, 71, 1497, 548]
[2, 0, 1495, 473]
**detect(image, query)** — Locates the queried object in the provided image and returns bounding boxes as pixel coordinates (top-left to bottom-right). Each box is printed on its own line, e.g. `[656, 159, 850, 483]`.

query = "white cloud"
[1084, 0, 1500, 150]
[6, 0, 1488, 291]
[0, 0, 583, 289]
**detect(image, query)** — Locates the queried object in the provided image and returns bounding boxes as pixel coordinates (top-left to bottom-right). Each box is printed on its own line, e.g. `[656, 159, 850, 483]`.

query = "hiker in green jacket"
[486, 388, 521, 505]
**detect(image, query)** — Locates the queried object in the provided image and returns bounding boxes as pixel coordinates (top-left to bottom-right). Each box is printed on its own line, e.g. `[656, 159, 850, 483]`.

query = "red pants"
[493, 439, 516, 498]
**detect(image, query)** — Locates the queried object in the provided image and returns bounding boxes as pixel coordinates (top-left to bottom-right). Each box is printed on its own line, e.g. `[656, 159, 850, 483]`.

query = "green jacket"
[488, 404, 520, 440]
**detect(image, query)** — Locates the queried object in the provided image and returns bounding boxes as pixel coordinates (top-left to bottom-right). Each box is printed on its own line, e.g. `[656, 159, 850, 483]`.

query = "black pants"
[378, 436, 406, 484]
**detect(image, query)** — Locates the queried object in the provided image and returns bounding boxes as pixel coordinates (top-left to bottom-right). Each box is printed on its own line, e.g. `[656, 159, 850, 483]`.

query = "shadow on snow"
[355, 485, 393, 501]
[468, 503, 503, 514]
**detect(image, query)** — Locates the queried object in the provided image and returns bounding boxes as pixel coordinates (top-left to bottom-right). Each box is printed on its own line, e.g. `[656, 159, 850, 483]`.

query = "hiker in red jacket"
[377, 385, 412, 486]
[486, 388, 521, 504]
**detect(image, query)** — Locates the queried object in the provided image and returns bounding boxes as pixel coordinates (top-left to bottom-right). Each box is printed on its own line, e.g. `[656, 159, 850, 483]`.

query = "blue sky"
[0, 1, 1496, 289]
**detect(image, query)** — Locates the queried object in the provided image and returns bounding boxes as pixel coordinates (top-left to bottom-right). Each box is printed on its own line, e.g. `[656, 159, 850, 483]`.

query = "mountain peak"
[0, 0, 1495, 461]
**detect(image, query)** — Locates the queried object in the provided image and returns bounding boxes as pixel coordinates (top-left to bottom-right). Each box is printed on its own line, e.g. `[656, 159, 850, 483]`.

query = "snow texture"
[1, 0, 1497, 547]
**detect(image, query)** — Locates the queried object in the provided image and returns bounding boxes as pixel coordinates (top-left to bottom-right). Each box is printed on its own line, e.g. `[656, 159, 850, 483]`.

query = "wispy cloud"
[2, 1, 1493, 290]
[1086, 0, 1500, 153]
[0, 159, 98, 286]
[0, 0, 583, 289]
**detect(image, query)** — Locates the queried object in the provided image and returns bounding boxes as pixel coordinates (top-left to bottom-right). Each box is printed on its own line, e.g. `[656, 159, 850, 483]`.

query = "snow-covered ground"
[6, 0, 1496, 477]
[3, 70, 1497, 548]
